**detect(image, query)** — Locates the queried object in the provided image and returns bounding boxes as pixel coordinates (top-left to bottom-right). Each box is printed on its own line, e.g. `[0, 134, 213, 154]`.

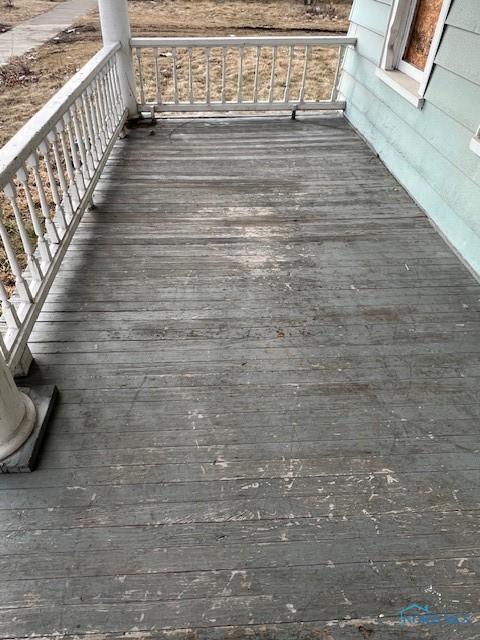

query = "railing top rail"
[0, 42, 121, 189]
[131, 35, 357, 48]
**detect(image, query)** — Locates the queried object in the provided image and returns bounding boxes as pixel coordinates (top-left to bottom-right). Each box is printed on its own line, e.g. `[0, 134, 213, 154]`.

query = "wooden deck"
[1, 115, 480, 639]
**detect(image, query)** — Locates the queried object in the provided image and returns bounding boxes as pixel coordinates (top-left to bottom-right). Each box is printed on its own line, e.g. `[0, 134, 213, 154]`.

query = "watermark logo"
[400, 604, 472, 626]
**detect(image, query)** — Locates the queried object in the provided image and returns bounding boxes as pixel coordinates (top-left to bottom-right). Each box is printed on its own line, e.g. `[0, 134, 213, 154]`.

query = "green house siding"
[340, 0, 480, 275]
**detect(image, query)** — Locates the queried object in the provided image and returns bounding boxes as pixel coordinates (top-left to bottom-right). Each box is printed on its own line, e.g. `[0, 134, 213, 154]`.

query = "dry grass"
[0, 0, 352, 296]
[0, 35, 99, 148]
[126, 0, 351, 36]
[1, 0, 66, 29]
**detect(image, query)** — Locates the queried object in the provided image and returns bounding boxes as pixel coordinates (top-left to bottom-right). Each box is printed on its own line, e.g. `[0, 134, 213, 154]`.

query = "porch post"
[98, 0, 137, 117]
[0, 356, 36, 461]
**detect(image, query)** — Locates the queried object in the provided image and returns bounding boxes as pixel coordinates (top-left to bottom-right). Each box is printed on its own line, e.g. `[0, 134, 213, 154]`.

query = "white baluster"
[331, 45, 345, 101]
[253, 46, 261, 103]
[105, 58, 122, 122]
[100, 69, 113, 136]
[63, 112, 87, 197]
[237, 45, 244, 103]
[27, 151, 61, 245]
[221, 47, 227, 104]
[3, 182, 42, 287]
[205, 47, 211, 105]
[0, 335, 7, 361]
[81, 93, 100, 166]
[188, 48, 193, 104]
[73, 100, 94, 179]
[269, 46, 277, 104]
[56, 121, 81, 206]
[47, 131, 74, 220]
[299, 45, 310, 103]
[111, 55, 124, 114]
[38, 141, 67, 233]
[0, 280, 20, 331]
[0, 218, 32, 303]
[172, 47, 179, 104]
[104, 62, 118, 127]
[96, 69, 112, 137]
[284, 45, 294, 103]
[136, 48, 145, 105]
[16, 166, 52, 267]
[154, 48, 161, 105]
[88, 84, 106, 154]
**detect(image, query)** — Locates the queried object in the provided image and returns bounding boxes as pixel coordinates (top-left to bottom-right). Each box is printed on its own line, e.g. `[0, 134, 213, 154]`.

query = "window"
[376, 0, 452, 108]
[398, 0, 443, 82]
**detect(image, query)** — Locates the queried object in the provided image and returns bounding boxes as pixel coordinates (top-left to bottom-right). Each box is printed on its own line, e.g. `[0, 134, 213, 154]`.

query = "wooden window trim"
[378, 0, 452, 107]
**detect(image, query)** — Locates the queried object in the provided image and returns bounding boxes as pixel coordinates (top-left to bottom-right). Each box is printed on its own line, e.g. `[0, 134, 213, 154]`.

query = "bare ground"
[0, 0, 66, 30]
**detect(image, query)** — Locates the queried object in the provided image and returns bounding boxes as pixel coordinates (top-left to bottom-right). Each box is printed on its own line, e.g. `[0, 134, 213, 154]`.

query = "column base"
[0, 386, 58, 473]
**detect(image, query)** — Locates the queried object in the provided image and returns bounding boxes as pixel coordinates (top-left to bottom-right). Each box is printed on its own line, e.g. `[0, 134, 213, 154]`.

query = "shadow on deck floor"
[1, 116, 480, 639]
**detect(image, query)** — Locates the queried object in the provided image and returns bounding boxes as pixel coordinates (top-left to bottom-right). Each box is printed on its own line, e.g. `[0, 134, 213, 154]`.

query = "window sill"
[470, 136, 480, 157]
[375, 68, 425, 109]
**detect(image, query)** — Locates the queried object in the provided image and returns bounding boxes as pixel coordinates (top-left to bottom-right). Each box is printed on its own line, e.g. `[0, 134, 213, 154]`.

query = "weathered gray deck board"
[1, 115, 480, 638]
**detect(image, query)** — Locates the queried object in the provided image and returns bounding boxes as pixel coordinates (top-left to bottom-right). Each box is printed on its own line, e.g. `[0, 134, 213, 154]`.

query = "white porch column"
[98, 0, 137, 117]
[0, 356, 36, 461]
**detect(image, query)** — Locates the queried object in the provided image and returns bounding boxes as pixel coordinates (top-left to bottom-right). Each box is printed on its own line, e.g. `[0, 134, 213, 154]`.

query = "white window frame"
[470, 127, 480, 158]
[375, 0, 453, 108]
[398, 60, 424, 83]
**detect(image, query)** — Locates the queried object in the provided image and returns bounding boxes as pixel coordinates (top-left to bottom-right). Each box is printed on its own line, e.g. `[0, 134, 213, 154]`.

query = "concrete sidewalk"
[0, 0, 98, 65]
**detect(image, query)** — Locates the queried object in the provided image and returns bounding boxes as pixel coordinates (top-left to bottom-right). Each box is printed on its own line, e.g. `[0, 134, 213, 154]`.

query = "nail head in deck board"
[2, 116, 480, 637]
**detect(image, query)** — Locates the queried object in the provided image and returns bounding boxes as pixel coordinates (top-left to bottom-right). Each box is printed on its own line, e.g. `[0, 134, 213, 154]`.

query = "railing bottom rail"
[138, 100, 346, 114]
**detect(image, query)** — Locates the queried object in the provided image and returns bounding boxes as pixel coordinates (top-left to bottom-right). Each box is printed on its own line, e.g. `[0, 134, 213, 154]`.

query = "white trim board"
[470, 136, 480, 158]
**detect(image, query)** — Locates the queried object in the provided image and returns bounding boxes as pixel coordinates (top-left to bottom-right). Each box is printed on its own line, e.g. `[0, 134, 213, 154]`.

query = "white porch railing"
[131, 36, 356, 114]
[0, 42, 126, 373]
